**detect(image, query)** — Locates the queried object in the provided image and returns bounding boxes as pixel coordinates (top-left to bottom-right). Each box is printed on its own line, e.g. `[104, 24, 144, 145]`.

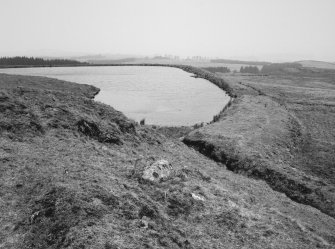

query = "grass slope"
[1, 73, 335, 248]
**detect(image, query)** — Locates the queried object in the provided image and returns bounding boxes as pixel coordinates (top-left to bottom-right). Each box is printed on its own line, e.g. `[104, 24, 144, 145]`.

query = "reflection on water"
[0, 66, 230, 126]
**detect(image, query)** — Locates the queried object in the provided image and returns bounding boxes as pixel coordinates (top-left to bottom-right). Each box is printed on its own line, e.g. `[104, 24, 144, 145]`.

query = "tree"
[0, 56, 86, 66]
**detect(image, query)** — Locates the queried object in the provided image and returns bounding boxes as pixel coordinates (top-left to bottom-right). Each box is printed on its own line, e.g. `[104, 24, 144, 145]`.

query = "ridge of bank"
[183, 75, 335, 219]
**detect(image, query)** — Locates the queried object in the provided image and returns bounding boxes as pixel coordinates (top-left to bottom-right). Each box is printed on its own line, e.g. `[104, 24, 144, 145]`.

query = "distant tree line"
[202, 67, 231, 73]
[0, 56, 87, 66]
[240, 66, 259, 74]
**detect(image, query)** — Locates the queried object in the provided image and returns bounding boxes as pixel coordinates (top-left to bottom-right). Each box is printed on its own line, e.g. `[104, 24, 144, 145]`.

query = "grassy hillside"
[185, 69, 335, 218]
[1, 73, 335, 248]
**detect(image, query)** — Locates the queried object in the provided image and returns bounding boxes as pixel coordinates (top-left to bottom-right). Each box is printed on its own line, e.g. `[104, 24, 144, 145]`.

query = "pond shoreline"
[0, 64, 234, 127]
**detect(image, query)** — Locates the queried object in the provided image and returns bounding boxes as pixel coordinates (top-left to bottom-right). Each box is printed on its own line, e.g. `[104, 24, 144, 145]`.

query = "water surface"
[0, 66, 230, 126]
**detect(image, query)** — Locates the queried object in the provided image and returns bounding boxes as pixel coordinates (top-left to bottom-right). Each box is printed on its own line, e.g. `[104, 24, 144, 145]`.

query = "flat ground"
[1, 72, 335, 249]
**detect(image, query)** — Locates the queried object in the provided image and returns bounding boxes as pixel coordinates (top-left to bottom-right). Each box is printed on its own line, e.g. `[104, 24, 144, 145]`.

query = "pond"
[0, 66, 230, 126]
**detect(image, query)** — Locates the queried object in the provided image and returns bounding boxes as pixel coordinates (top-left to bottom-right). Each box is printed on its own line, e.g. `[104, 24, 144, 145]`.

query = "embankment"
[184, 89, 335, 218]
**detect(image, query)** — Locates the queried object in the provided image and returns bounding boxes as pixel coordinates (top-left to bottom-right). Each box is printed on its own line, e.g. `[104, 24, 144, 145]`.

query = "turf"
[1, 72, 335, 248]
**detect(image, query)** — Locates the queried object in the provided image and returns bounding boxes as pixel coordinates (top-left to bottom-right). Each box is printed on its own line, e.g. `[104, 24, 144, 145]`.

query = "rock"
[142, 159, 172, 182]
[191, 193, 205, 201]
[139, 219, 149, 229]
[138, 216, 151, 229]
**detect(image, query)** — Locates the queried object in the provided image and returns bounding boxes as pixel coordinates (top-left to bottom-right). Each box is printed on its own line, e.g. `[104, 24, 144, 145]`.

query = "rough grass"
[185, 69, 335, 218]
[1, 73, 335, 248]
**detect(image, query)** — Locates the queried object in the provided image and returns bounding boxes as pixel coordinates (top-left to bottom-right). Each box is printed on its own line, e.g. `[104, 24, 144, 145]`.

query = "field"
[1, 68, 335, 249]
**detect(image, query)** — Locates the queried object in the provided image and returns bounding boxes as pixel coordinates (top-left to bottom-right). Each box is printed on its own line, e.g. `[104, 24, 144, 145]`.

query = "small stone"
[139, 219, 149, 229]
[138, 216, 152, 229]
[191, 193, 205, 201]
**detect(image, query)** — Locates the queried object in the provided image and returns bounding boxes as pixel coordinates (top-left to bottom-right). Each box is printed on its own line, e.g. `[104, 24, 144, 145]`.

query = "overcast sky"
[1, 0, 335, 62]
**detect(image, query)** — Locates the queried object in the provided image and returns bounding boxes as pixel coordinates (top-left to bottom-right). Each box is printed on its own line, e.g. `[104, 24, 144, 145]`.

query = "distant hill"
[211, 58, 270, 66]
[261, 62, 302, 74]
[296, 60, 335, 70]
[71, 54, 142, 63]
[0, 56, 87, 67]
[202, 66, 231, 73]
[88, 58, 137, 64]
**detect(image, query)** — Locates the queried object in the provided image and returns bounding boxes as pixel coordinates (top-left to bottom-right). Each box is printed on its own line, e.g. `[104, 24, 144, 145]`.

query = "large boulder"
[142, 159, 172, 182]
